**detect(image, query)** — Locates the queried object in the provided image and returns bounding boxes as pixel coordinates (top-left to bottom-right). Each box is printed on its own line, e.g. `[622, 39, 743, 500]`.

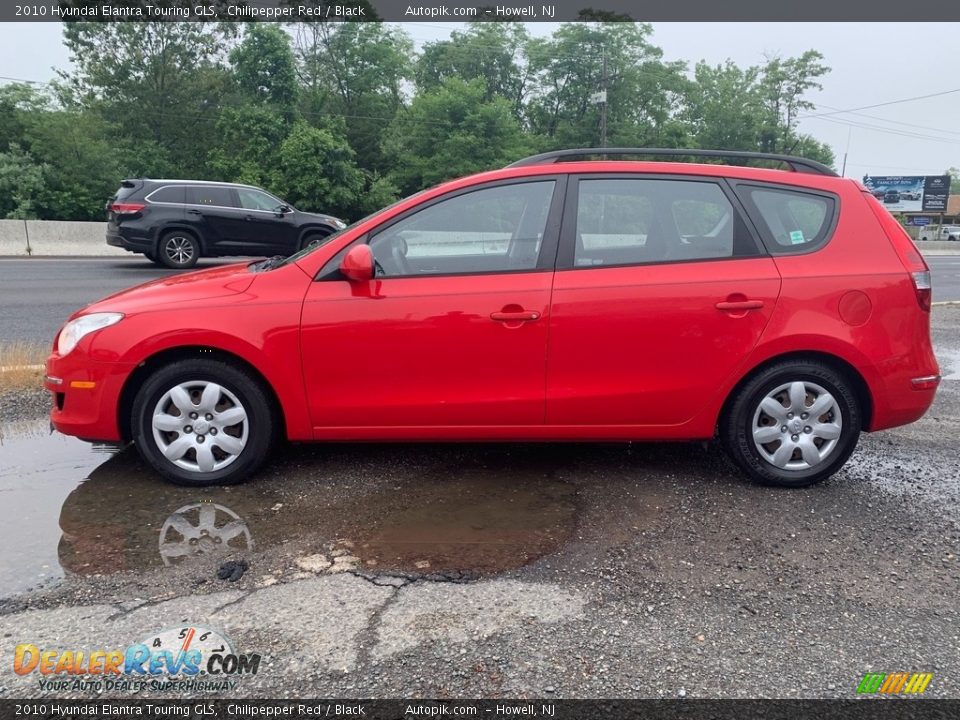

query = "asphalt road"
[0, 255, 958, 345]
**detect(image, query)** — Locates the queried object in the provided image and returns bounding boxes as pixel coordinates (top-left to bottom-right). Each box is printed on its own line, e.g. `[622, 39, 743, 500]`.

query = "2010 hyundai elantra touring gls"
[45, 149, 940, 488]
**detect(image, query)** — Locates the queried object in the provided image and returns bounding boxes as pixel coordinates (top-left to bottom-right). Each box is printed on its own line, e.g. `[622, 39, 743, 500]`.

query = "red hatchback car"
[46, 149, 940, 488]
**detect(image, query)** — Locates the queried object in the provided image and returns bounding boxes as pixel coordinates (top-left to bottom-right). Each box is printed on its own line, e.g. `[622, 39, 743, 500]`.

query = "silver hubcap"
[164, 236, 194, 264]
[151, 381, 249, 473]
[752, 381, 842, 471]
[159, 502, 253, 566]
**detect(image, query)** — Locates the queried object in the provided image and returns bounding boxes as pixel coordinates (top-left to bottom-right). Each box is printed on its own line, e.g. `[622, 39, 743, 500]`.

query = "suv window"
[369, 181, 556, 277]
[186, 186, 236, 208]
[574, 179, 744, 267]
[742, 186, 835, 254]
[237, 188, 282, 212]
[148, 186, 185, 204]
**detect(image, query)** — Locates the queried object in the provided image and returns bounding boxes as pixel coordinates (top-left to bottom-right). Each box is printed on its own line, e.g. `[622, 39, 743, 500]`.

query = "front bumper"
[45, 351, 136, 442]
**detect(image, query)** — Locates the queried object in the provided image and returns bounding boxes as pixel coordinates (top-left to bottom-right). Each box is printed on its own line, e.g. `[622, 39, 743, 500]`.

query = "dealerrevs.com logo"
[13, 625, 260, 693]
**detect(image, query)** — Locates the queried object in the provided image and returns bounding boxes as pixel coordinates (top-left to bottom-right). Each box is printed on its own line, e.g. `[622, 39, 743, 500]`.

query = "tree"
[270, 120, 365, 220]
[525, 22, 689, 148]
[0, 144, 46, 219]
[291, 21, 412, 172]
[385, 78, 533, 194]
[416, 22, 532, 119]
[229, 24, 299, 113]
[208, 107, 289, 188]
[684, 61, 763, 151]
[59, 23, 235, 177]
[757, 51, 829, 155]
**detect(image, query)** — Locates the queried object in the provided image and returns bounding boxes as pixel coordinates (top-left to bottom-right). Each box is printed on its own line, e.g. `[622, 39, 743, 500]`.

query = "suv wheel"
[721, 360, 861, 488]
[132, 359, 276, 486]
[159, 232, 200, 269]
[298, 230, 331, 252]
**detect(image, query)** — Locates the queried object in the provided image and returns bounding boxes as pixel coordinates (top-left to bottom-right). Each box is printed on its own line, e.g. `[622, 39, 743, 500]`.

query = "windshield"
[269, 190, 428, 270]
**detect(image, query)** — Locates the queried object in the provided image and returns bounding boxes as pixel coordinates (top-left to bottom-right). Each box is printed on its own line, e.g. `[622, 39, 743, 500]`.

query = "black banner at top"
[6, 0, 960, 22]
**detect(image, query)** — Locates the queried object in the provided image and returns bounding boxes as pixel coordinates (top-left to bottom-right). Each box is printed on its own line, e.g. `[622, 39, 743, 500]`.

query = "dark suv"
[106, 179, 345, 268]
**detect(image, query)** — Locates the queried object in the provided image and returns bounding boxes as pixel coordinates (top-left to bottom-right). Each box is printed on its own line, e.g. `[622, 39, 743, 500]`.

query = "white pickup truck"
[918, 225, 960, 241]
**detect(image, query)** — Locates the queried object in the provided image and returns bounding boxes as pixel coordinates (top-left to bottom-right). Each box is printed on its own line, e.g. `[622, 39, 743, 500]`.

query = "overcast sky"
[2, 22, 959, 178]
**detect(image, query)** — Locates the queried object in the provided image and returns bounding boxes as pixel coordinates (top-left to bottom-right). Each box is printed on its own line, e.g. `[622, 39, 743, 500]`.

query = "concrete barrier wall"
[0, 219, 126, 257]
[0, 219, 958, 257]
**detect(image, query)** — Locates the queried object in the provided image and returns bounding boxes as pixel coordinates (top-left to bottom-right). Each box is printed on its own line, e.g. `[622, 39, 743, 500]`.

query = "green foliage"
[230, 24, 299, 112]
[385, 78, 534, 195]
[4, 22, 836, 221]
[0, 144, 47, 219]
[270, 120, 364, 220]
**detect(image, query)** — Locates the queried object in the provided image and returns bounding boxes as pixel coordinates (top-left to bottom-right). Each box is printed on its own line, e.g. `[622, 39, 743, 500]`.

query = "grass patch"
[0, 342, 47, 392]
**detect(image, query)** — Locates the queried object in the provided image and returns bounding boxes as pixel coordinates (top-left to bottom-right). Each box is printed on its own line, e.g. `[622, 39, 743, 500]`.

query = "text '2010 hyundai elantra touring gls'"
[46, 149, 940, 488]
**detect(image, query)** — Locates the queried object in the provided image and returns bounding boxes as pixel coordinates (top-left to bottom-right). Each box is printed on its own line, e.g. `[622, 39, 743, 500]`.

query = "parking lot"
[0, 257, 958, 699]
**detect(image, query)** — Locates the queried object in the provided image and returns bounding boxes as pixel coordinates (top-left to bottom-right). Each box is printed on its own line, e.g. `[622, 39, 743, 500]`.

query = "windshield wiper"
[252, 255, 285, 272]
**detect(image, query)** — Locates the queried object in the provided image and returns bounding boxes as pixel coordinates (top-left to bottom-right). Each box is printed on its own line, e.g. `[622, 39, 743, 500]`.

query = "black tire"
[158, 231, 200, 269]
[720, 360, 861, 488]
[298, 229, 332, 252]
[131, 359, 276, 486]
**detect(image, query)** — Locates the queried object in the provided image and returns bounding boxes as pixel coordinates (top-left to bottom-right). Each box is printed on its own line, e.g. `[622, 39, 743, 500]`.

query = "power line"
[799, 87, 960, 120]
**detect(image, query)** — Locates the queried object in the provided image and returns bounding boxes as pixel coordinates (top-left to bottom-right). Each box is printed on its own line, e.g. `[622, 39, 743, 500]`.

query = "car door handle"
[715, 299, 764, 311]
[490, 310, 541, 322]
[186, 209, 202, 215]
[244, 214, 256, 221]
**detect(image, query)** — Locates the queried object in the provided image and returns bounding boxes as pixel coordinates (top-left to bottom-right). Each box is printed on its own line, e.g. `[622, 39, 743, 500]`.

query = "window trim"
[556, 173, 765, 271]
[145, 184, 289, 214]
[731, 181, 840, 257]
[318, 175, 568, 281]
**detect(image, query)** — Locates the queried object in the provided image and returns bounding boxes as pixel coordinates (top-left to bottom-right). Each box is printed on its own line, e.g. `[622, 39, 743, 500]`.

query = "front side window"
[368, 181, 556, 277]
[237, 188, 283, 212]
[186, 186, 236, 208]
[574, 178, 744, 267]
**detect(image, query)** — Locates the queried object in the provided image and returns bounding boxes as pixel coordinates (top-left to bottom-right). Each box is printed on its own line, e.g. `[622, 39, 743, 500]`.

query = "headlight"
[57, 313, 124, 356]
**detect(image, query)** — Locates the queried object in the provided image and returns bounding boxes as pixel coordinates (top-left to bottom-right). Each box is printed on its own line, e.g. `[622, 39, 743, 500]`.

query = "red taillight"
[110, 202, 145, 215]
[862, 191, 932, 312]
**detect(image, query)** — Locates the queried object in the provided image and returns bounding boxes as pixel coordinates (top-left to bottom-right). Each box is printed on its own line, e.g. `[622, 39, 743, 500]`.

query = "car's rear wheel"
[159, 231, 200, 269]
[131, 359, 276, 486]
[721, 360, 861, 488]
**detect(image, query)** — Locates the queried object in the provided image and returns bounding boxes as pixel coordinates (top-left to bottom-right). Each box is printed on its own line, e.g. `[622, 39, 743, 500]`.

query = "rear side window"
[572, 178, 755, 267]
[186, 186, 236, 208]
[740, 185, 836, 254]
[148, 186, 185, 204]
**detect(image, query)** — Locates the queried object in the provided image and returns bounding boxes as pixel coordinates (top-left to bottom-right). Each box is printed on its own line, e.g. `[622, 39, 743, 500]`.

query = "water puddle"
[1, 425, 578, 596]
[0, 419, 120, 596]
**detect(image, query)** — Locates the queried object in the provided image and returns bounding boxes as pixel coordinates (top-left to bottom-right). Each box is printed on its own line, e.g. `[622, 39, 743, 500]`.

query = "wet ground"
[0, 307, 958, 698]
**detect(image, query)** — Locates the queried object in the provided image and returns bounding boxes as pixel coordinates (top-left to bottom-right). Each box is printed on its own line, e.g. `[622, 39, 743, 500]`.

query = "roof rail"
[505, 148, 838, 176]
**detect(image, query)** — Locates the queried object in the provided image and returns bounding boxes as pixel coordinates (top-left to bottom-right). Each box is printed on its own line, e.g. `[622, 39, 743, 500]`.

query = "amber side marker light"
[69, 380, 97, 389]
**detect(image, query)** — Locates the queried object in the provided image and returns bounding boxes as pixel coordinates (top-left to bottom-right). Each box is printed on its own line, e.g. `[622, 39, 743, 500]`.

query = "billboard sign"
[863, 175, 952, 213]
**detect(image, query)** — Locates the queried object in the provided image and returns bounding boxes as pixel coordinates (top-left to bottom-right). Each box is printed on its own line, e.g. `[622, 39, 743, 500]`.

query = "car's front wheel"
[721, 360, 861, 488]
[158, 231, 200, 269]
[131, 359, 276, 486]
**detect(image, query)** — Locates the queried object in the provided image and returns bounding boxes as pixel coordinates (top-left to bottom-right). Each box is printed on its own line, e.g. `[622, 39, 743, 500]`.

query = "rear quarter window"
[738, 184, 837, 255]
[147, 186, 186, 204]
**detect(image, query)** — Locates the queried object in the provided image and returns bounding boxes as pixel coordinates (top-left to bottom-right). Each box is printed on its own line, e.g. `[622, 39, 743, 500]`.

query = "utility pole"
[600, 46, 608, 149]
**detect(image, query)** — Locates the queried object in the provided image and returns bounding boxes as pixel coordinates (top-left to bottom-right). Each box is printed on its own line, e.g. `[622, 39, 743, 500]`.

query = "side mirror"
[340, 244, 374, 282]
[274, 205, 293, 217]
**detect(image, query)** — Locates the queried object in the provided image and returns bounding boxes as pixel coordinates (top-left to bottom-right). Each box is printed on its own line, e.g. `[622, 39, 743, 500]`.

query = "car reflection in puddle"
[56, 446, 578, 581]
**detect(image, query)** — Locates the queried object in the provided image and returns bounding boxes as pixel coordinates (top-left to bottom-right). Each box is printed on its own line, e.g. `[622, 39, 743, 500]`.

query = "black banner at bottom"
[1, 700, 959, 720]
